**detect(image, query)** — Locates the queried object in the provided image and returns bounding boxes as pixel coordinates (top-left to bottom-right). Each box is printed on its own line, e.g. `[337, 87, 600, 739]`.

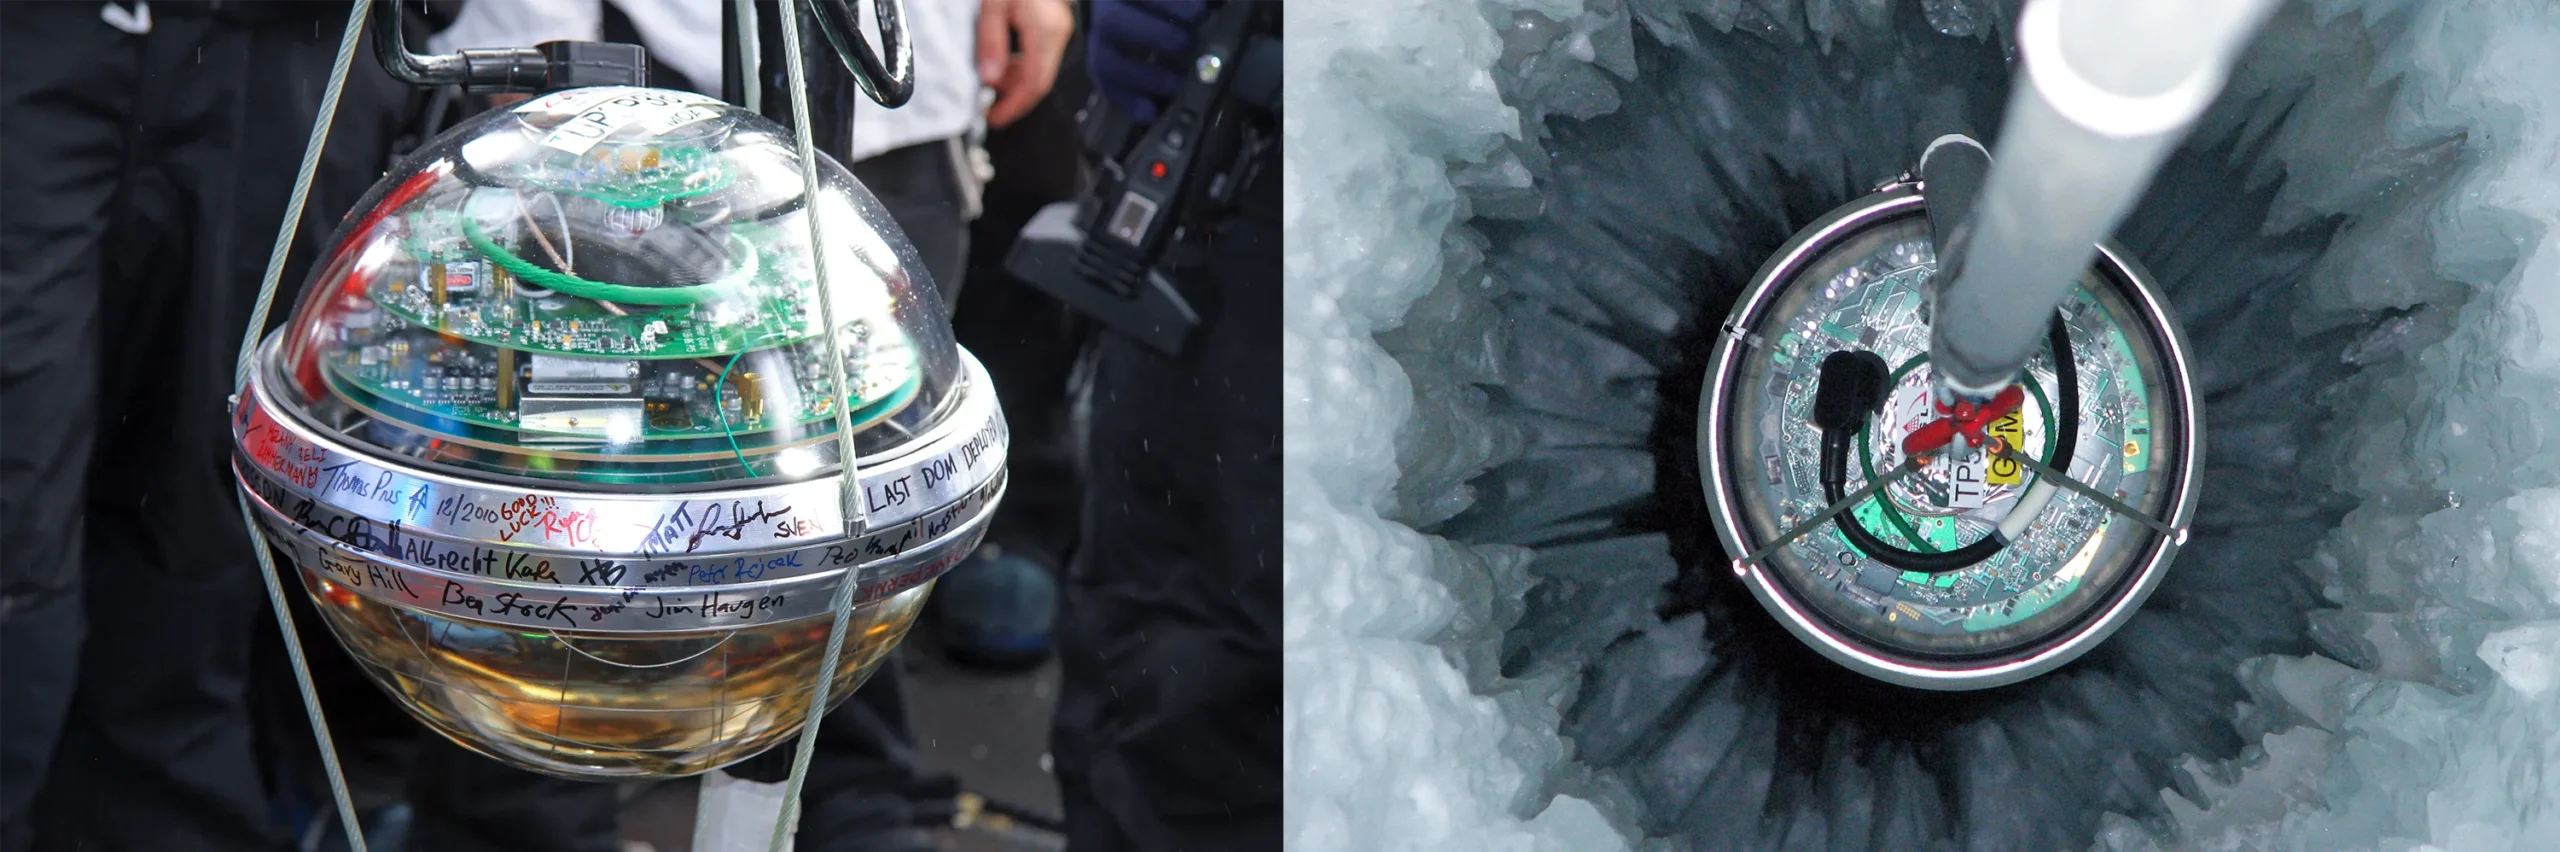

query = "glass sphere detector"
[231, 87, 1009, 777]
[1697, 179, 2201, 690]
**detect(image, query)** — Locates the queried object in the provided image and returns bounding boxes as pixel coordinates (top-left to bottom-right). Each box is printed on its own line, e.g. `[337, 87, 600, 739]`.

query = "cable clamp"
[1721, 319, 1763, 348]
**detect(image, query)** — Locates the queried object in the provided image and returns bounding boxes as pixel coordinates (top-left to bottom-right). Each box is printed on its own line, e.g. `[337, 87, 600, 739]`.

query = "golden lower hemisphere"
[301, 572, 931, 778]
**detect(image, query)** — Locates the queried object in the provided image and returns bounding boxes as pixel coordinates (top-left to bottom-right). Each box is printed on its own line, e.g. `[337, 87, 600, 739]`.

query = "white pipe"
[1926, 0, 2281, 396]
[695, 769, 797, 852]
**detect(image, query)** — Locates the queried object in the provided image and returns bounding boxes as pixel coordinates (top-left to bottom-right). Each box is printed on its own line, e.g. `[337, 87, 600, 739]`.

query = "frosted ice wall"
[1283, 2, 1628, 848]
[1283, 0, 2560, 850]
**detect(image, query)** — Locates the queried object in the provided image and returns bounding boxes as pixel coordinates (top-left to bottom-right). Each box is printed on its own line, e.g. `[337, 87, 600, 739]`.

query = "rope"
[768, 0, 890, 848]
[230, 2, 374, 850]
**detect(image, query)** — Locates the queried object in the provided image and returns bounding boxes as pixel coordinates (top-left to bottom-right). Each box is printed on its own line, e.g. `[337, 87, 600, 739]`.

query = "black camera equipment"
[1003, 1, 1280, 357]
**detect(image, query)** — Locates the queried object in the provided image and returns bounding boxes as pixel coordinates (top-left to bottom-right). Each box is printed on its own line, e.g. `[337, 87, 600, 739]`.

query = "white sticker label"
[1939, 444, 1992, 511]
[1874, 365, 2044, 516]
[529, 88, 726, 155]
[637, 103, 724, 138]
[512, 87, 622, 118]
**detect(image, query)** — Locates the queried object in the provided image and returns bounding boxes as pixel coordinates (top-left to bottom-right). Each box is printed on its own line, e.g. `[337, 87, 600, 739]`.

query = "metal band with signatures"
[233, 339, 1010, 559]
[236, 462, 1001, 589]
[244, 472, 1000, 632]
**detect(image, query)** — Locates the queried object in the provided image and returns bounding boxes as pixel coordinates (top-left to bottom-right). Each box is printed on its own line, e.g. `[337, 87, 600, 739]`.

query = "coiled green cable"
[458, 212, 748, 306]
[713, 345, 761, 475]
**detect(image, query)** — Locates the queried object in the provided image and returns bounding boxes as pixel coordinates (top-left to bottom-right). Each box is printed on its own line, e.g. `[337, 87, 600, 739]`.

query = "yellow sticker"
[1986, 409, 2024, 485]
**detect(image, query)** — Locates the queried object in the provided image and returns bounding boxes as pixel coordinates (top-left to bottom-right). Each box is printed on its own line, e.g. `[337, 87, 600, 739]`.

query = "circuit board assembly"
[292, 118, 927, 472]
[1728, 226, 2172, 649]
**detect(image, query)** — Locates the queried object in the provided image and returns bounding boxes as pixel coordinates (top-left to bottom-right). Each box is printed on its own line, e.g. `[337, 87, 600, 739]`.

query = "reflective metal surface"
[232, 86, 1006, 777]
[1697, 187, 2202, 690]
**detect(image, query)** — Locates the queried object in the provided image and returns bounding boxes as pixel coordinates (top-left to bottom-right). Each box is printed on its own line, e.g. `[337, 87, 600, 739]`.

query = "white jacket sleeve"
[428, 0, 607, 53]
[608, 0, 727, 96]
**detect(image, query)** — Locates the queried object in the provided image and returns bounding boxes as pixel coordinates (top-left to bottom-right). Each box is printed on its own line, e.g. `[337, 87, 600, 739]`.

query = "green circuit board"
[321, 122, 930, 457]
[512, 143, 734, 209]
[385, 211, 820, 359]
[322, 321, 918, 443]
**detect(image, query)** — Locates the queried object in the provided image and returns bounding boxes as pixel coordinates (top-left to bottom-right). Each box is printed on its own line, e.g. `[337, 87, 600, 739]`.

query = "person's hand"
[977, 0, 1076, 129]
[1087, 0, 1206, 125]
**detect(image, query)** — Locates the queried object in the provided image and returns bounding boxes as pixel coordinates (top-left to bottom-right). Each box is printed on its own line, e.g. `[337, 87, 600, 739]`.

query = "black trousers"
[0, 2, 407, 850]
[1051, 173, 1283, 850]
[952, 39, 1094, 571]
[856, 140, 971, 315]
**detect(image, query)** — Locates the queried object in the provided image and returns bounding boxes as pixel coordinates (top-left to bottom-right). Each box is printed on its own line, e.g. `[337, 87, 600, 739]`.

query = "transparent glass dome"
[1701, 188, 2198, 689]
[233, 87, 1008, 779]
[274, 87, 960, 488]
[308, 574, 936, 777]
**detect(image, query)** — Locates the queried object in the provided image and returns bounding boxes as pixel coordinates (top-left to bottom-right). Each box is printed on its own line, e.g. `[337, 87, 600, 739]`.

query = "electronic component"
[495, 346, 517, 410]
[736, 371, 764, 422]
[519, 396, 645, 441]
[526, 353, 638, 395]
[251, 82, 946, 487]
[1696, 179, 2199, 691]
[1003, 1, 1276, 357]
[236, 0, 996, 785]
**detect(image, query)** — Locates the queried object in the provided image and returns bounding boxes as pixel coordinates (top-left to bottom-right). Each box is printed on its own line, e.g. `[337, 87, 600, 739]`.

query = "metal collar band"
[242, 474, 994, 632]
[232, 333, 1009, 631]
[235, 467, 998, 591]
[235, 335, 1007, 555]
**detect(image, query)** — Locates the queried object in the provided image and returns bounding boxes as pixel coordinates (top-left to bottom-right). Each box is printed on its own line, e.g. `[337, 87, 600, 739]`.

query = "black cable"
[371, 0, 549, 91]
[1816, 314, 2078, 574]
[808, 0, 917, 108]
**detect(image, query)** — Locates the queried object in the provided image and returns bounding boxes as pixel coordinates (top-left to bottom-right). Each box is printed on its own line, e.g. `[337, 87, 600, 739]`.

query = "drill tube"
[1925, 0, 2279, 395]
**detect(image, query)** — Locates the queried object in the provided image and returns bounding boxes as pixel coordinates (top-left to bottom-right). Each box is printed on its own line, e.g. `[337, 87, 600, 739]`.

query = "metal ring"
[244, 474, 997, 632]
[1696, 186, 2203, 690]
[236, 463, 1001, 589]
[234, 335, 1009, 558]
